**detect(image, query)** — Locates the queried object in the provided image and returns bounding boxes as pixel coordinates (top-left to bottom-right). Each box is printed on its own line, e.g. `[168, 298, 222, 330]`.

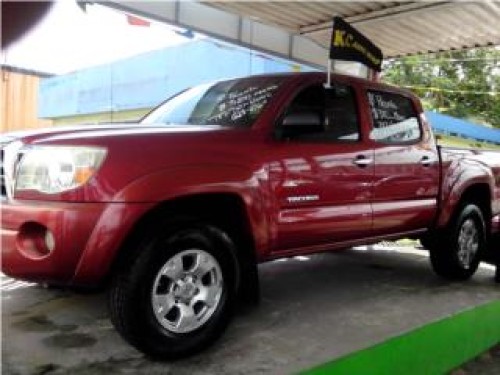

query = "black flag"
[329, 17, 383, 72]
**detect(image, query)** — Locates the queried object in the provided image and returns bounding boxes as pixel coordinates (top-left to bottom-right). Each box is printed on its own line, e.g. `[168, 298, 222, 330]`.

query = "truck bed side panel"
[437, 147, 500, 230]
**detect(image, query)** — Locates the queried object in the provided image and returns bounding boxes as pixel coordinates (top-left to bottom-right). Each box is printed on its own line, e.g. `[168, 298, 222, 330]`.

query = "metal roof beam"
[101, 1, 500, 65]
[101, 1, 327, 68]
[300, 2, 451, 35]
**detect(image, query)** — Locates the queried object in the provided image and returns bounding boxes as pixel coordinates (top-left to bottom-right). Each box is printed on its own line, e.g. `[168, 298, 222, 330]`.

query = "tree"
[383, 48, 500, 128]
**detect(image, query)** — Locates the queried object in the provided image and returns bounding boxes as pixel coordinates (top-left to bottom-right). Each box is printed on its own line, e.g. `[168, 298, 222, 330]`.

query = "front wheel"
[429, 204, 486, 281]
[108, 222, 238, 359]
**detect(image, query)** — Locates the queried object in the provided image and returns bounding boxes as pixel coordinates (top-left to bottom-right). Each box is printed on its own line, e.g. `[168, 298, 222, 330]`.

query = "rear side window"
[367, 90, 421, 143]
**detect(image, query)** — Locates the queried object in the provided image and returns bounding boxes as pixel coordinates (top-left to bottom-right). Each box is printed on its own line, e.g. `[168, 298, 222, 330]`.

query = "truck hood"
[1, 123, 138, 146]
[0, 123, 224, 146]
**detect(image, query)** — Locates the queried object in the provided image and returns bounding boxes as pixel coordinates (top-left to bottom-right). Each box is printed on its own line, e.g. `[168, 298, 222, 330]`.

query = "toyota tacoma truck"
[2, 72, 500, 358]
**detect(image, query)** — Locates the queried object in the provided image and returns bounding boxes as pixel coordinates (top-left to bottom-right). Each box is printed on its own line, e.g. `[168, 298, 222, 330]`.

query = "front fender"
[114, 163, 271, 253]
[112, 164, 259, 202]
[73, 164, 271, 284]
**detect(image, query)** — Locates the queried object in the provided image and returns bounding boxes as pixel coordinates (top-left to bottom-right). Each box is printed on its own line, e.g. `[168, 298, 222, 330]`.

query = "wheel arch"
[109, 192, 261, 306]
[456, 184, 492, 229]
[438, 181, 492, 234]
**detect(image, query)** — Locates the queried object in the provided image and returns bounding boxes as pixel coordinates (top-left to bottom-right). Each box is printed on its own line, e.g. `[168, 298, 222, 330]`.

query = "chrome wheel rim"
[457, 219, 479, 269]
[151, 249, 223, 334]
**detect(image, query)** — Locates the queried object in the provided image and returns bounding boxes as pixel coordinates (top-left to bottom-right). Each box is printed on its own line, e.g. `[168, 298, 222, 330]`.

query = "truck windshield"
[141, 77, 284, 127]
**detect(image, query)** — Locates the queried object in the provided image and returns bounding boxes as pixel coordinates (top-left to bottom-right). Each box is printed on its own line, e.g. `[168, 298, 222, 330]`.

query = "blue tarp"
[425, 111, 500, 145]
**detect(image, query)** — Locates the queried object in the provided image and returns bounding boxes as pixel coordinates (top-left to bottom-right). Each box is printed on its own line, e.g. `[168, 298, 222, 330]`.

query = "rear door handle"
[353, 155, 373, 168]
[420, 156, 433, 167]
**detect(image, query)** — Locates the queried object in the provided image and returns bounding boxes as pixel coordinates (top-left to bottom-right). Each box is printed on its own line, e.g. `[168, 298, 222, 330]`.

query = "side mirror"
[277, 111, 323, 140]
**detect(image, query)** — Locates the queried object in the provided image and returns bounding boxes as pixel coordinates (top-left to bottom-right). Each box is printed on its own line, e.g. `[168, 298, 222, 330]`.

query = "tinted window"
[279, 83, 360, 142]
[367, 91, 421, 143]
[142, 77, 284, 127]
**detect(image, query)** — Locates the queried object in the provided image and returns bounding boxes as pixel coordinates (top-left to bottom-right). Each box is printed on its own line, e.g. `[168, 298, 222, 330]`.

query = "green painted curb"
[304, 300, 500, 375]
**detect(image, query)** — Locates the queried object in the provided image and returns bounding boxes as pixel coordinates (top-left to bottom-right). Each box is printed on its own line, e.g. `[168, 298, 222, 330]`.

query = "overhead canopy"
[104, 1, 500, 68]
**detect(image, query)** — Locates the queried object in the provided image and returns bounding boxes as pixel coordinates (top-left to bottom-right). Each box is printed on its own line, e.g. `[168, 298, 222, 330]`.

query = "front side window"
[278, 83, 360, 142]
[367, 90, 421, 143]
[141, 77, 284, 128]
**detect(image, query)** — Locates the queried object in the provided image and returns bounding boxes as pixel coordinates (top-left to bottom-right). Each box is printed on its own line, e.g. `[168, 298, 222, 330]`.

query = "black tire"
[483, 234, 499, 265]
[486, 234, 500, 283]
[419, 234, 438, 250]
[108, 221, 238, 359]
[429, 204, 486, 281]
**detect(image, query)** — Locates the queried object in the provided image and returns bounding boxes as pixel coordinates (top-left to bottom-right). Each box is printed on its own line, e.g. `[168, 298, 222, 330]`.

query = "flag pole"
[325, 59, 331, 88]
[325, 17, 335, 89]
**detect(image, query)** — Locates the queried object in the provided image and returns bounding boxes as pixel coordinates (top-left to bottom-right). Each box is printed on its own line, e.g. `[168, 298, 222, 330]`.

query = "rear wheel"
[486, 234, 500, 283]
[429, 204, 486, 280]
[109, 221, 238, 359]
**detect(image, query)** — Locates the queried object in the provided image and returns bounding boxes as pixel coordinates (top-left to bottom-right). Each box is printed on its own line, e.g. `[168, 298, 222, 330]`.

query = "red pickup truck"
[2, 72, 500, 358]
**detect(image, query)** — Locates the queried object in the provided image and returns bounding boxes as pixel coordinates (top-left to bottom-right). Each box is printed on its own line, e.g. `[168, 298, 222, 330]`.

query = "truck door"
[269, 82, 374, 252]
[366, 89, 440, 235]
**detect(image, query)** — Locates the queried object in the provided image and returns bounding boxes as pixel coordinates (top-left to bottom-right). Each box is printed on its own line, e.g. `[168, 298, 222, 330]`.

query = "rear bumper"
[1, 199, 154, 285]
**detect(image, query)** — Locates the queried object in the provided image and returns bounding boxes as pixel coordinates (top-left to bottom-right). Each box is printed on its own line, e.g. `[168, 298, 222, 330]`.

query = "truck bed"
[440, 145, 500, 233]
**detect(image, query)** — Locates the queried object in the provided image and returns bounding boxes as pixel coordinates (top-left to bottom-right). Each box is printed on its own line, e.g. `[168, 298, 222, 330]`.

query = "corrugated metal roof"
[104, 1, 500, 68]
[205, 1, 500, 57]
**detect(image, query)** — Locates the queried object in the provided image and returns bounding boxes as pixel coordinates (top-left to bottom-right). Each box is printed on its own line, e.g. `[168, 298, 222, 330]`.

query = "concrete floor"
[2, 246, 499, 375]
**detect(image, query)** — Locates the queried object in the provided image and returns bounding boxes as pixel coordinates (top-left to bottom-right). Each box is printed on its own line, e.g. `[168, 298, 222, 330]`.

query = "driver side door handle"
[353, 155, 373, 168]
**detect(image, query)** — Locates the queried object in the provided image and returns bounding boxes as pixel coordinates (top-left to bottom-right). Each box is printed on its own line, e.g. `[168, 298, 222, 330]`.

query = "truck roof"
[238, 71, 417, 99]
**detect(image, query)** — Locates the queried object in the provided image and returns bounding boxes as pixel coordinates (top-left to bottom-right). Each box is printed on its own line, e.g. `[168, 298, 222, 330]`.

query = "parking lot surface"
[2, 246, 499, 375]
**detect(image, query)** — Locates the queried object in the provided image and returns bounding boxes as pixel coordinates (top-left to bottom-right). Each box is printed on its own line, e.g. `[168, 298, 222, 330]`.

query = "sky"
[1, 0, 196, 75]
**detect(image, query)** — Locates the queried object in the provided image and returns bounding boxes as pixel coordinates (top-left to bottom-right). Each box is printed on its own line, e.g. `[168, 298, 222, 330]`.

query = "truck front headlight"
[15, 146, 107, 194]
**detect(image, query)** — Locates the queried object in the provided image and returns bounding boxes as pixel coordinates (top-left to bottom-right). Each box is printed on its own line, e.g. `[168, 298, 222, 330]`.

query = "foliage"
[383, 48, 500, 128]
